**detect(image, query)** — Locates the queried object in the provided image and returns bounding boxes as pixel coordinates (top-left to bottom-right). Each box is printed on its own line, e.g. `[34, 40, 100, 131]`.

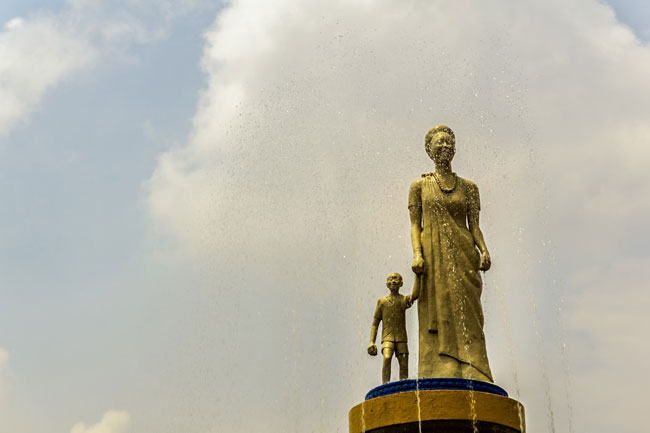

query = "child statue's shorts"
[381, 341, 409, 355]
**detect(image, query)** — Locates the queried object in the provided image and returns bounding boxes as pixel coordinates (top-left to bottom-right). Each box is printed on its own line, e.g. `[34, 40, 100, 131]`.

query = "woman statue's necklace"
[433, 172, 457, 194]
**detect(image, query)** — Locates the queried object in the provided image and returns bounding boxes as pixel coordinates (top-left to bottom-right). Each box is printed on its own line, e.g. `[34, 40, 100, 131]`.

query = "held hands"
[367, 343, 378, 356]
[479, 250, 491, 271]
[411, 254, 424, 274]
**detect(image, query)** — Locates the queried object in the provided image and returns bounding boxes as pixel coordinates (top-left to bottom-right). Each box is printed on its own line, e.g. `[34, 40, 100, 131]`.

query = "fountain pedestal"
[349, 379, 525, 433]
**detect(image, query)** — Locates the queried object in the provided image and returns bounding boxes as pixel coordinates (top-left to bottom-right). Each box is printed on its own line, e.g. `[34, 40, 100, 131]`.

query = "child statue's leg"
[396, 342, 409, 380]
[397, 354, 408, 380]
[381, 345, 394, 384]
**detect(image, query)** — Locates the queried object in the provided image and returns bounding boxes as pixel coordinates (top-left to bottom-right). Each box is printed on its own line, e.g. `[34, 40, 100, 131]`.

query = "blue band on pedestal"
[365, 378, 508, 400]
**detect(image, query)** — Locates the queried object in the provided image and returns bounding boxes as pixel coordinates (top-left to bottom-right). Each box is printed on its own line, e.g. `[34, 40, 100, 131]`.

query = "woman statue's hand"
[479, 250, 491, 271]
[412, 254, 424, 274]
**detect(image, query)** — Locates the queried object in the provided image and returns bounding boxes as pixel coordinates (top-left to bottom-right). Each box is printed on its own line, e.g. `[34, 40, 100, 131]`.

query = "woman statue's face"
[430, 132, 456, 166]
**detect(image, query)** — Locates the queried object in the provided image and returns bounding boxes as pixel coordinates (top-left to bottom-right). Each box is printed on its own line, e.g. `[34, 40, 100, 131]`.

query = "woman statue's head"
[425, 125, 456, 166]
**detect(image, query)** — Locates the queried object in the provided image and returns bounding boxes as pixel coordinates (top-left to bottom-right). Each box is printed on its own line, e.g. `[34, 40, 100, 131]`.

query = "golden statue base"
[349, 388, 525, 433]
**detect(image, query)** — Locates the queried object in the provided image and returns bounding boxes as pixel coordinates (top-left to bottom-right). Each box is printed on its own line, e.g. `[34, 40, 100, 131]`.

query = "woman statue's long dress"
[409, 125, 493, 382]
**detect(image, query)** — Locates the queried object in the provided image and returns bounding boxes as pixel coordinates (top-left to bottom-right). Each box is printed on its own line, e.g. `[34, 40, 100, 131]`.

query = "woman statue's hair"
[425, 125, 455, 159]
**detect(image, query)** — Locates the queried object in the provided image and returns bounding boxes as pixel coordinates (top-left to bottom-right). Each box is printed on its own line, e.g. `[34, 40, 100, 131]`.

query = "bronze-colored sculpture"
[368, 273, 421, 383]
[409, 125, 493, 382]
[351, 126, 527, 433]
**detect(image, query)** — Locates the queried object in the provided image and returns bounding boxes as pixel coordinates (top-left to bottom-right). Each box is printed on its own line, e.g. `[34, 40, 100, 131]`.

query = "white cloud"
[70, 411, 131, 433]
[145, 0, 650, 431]
[4, 18, 25, 31]
[146, 0, 650, 261]
[567, 258, 650, 432]
[0, 14, 96, 136]
[0, 1, 212, 138]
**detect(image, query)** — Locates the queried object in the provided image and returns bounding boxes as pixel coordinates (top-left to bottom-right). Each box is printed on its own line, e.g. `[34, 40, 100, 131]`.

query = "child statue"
[368, 273, 421, 384]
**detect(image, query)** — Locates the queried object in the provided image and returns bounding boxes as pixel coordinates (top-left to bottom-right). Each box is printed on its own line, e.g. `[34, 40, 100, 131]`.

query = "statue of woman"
[408, 125, 493, 382]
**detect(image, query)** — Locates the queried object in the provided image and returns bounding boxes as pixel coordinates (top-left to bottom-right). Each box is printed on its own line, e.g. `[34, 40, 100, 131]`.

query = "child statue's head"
[386, 272, 403, 294]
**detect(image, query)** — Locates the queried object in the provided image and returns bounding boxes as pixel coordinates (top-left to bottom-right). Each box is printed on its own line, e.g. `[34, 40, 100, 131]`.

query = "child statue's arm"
[368, 300, 381, 356]
[407, 274, 421, 307]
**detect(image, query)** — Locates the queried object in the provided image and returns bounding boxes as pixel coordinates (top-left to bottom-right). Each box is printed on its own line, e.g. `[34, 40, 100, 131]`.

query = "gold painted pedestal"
[349, 389, 525, 433]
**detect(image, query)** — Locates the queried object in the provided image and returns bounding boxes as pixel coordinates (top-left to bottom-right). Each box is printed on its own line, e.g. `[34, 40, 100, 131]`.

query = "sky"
[1, 0, 649, 432]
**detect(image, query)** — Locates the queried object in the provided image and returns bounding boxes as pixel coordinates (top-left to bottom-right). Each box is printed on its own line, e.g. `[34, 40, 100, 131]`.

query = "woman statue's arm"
[410, 207, 424, 273]
[409, 180, 424, 274]
[467, 182, 491, 271]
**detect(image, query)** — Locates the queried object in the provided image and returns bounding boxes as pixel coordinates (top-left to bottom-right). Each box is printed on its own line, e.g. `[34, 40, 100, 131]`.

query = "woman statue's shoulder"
[457, 176, 479, 192]
[410, 175, 427, 189]
[457, 176, 481, 209]
[408, 176, 425, 207]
